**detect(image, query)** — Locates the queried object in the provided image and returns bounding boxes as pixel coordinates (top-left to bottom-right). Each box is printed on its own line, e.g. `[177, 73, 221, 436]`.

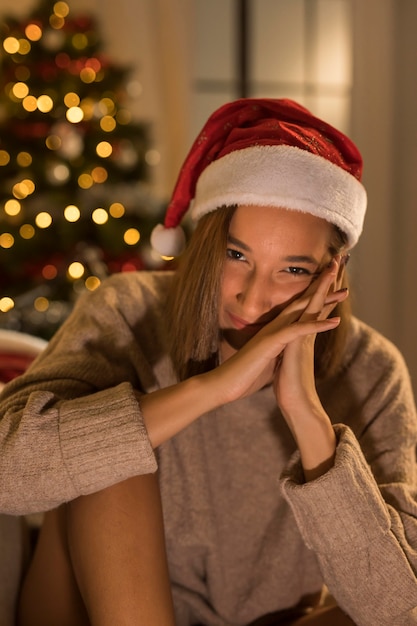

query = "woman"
[1, 99, 417, 626]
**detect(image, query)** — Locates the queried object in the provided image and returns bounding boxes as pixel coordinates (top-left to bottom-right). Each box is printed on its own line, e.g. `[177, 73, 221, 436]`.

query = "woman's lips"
[226, 311, 265, 333]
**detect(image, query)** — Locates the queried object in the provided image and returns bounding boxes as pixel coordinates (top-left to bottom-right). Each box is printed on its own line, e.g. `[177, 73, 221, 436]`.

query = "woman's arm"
[280, 325, 417, 626]
[0, 266, 344, 513]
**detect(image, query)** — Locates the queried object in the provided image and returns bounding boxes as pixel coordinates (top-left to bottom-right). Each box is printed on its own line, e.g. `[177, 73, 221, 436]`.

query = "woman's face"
[219, 204, 335, 355]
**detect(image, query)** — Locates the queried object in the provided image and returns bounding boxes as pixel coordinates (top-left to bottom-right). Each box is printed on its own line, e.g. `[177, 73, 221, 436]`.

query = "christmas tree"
[0, 0, 166, 339]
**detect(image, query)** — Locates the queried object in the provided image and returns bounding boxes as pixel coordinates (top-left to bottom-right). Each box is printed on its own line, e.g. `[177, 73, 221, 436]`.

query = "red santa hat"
[151, 98, 367, 256]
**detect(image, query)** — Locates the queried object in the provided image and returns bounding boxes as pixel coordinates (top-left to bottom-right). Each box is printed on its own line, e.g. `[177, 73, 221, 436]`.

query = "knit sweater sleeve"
[0, 272, 171, 515]
[281, 323, 417, 626]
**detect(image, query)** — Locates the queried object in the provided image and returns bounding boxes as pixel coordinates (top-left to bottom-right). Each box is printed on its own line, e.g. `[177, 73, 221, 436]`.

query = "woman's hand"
[273, 256, 347, 479]
[210, 258, 346, 404]
[141, 258, 347, 458]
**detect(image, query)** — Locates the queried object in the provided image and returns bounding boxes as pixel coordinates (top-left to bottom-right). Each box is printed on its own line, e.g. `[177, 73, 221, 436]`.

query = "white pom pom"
[150, 223, 186, 257]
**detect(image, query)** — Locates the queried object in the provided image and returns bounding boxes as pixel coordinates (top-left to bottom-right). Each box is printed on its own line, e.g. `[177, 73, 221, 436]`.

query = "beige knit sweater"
[1, 271, 417, 626]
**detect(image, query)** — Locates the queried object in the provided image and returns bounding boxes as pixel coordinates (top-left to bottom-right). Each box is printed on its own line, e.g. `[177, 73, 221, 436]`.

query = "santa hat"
[151, 98, 367, 256]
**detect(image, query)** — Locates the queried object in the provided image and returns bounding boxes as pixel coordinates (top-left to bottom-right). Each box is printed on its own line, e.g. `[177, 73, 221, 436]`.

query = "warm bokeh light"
[116, 109, 132, 125]
[3, 37, 19, 54]
[50, 163, 70, 182]
[19, 224, 35, 239]
[4, 199, 21, 216]
[22, 95, 38, 112]
[18, 39, 31, 55]
[50, 14, 65, 29]
[37, 94, 54, 112]
[91, 166, 108, 183]
[0, 151, 11, 166]
[66, 106, 84, 123]
[12, 82, 29, 99]
[85, 276, 101, 291]
[54, 1, 70, 18]
[25, 23, 42, 41]
[96, 141, 112, 158]
[124, 228, 140, 245]
[35, 212, 53, 228]
[12, 179, 35, 199]
[45, 134, 62, 150]
[100, 115, 116, 132]
[42, 264, 58, 279]
[34, 296, 49, 312]
[99, 98, 115, 115]
[80, 67, 96, 83]
[78, 173, 93, 189]
[0, 297, 14, 313]
[72, 33, 88, 50]
[109, 202, 125, 218]
[0, 233, 14, 249]
[67, 261, 85, 279]
[16, 152, 32, 167]
[64, 92, 80, 107]
[64, 204, 80, 222]
[92, 208, 108, 224]
[80, 97, 94, 120]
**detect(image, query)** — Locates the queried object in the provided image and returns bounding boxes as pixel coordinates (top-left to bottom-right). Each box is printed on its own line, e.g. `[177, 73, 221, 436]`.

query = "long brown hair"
[168, 206, 351, 381]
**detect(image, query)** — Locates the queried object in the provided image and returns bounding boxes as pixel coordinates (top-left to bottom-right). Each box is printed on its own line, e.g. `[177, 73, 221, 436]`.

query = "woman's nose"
[236, 272, 272, 320]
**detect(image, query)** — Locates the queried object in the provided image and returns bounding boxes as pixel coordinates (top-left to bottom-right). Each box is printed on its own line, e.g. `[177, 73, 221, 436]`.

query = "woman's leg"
[17, 506, 90, 626]
[18, 473, 176, 626]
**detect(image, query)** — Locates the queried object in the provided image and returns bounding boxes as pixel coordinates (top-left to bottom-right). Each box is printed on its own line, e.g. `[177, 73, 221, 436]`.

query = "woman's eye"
[226, 248, 246, 261]
[284, 266, 312, 276]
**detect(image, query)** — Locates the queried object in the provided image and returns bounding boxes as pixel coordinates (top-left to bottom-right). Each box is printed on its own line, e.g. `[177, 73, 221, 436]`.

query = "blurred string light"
[0, 297, 14, 313]
[0, 0, 165, 338]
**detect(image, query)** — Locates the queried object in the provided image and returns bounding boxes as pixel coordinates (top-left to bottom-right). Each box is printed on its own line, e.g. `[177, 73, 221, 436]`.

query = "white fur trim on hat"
[150, 223, 186, 257]
[191, 145, 367, 248]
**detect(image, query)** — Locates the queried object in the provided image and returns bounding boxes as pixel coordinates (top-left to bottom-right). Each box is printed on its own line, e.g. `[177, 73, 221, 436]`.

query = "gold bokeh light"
[0, 151, 10, 166]
[64, 204, 80, 222]
[17, 152, 32, 167]
[109, 202, 125, 218]
[67, 261, 85, 280]
[18, 39, 31, 55]
[124, 228, 140, 245]
[96, 141, 112, 158]
[23, 95, 38, 112]
[3, 37, 19, 54]
[35, 212, 52, 228]
[12, 82, 29, 99]
[25, 23, 42, 41]
[34, 297, 49, 312]
[54, 1, 70, 17]
[64, 92, 80, 107]
[0, 297, 14, 313]
[92, 208, 108, 225]
[0, 233, 14, 249]
[4, 199, 21, 216]
[66, 106, 84, 123]
[37, 95, 54, 113]
[20, 224, 35, 239]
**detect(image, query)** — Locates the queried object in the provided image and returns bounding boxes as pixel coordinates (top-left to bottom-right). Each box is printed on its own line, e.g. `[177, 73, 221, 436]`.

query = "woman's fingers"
[299, 258, 340, 321]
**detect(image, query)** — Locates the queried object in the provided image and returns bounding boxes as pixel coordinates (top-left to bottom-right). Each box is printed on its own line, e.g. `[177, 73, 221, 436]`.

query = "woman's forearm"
[138, 374, 221, 448]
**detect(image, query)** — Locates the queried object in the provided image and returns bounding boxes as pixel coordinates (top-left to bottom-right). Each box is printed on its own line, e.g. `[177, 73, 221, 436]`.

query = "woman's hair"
[168, 206, 351, 381]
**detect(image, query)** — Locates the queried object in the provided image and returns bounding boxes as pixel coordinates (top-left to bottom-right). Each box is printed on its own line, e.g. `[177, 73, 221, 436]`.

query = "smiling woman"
[2, 98, 417, 626]
[219, 206, 338, 350]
